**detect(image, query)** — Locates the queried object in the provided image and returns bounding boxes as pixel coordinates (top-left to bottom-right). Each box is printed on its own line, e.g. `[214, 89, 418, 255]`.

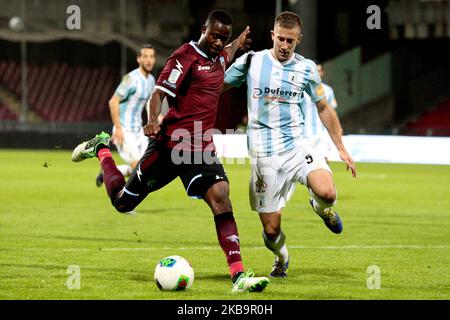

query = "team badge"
[255, 179, 267, 193]
[315, 84, 325, 98]
[168, 59, 183, 84]
[168, 69, 181, 84]
[219, 56, 226, 70]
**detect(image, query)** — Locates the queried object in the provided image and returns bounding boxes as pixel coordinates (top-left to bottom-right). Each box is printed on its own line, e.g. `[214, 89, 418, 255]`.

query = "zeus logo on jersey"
[198, 66, 211, 71]
[253, 87, 299, 98]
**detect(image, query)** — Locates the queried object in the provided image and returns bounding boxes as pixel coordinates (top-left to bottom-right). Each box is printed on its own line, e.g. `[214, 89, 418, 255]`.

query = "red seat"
[0, 100, 19, 120]
[405, 100, 450, 136]
[0, 60, 121, 123]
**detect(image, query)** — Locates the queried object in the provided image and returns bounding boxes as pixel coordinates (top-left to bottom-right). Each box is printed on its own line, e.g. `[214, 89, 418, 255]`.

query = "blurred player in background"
[235, 114, 248, 134]
[224, 11, 356, 278]
[303, 63, 338, 162]
[96, 44, 156, 187]
[286, 64, 339, 200]
[72, 10, 269, 293]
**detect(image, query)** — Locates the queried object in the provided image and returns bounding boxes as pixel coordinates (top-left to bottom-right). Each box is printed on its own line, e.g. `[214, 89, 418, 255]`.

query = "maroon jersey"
[155, 41, 229, 151]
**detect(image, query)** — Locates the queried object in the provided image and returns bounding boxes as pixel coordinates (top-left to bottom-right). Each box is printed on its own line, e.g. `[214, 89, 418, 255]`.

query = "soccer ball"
[9, 16, 24, 31]
[154, 255, 194, 291]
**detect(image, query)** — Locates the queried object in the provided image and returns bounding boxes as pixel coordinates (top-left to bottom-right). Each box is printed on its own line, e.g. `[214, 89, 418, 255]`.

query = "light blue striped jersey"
[224, 49, 325, 157]
[303, 83, 338, 138]
[114, 68, 155, 132]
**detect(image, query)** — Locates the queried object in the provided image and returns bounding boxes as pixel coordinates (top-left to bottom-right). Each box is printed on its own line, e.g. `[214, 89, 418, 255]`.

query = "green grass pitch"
[0, 149, 449, 300]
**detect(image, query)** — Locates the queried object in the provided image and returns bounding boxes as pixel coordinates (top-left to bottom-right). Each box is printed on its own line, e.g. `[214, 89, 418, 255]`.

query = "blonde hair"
[275, 11, 303, 30]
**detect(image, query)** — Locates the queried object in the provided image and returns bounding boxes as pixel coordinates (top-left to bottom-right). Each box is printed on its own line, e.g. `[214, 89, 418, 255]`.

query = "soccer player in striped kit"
[96, 44, 156, 187]
[224, 11, 356, 278]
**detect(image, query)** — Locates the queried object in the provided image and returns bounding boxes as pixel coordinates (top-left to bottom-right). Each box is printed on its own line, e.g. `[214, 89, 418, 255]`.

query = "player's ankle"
[98, 148, 112, 162]
[232, 271, 244, 284]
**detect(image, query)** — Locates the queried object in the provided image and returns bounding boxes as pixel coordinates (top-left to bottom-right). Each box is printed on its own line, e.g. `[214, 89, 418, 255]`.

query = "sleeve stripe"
[154, 85, 176, 98]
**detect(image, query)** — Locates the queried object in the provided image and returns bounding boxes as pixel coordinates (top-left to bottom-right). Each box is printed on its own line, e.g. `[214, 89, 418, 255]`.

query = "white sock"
[278, 244, 289, 264]
[309, 188, 336, 215]
[262, 231, 289, 264]
[117, 164, 132, 177]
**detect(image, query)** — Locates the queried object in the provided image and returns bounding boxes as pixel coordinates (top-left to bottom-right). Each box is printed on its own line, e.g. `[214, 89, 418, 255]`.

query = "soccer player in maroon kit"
[72, 10, 269, 293]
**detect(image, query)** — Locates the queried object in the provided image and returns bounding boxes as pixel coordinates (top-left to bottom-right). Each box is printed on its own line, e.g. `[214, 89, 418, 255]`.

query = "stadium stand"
[0, 60, 120, 122]
[402, 100, 450, 137]
[0, 98, 18, 120]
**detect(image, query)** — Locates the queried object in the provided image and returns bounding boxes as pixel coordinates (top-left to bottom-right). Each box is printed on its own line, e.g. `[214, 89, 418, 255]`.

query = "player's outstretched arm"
[144, 88, 166, 137]
[316, 98, 357, 178]
[224, 26, 251, 61]
[109, 95, 124, 146]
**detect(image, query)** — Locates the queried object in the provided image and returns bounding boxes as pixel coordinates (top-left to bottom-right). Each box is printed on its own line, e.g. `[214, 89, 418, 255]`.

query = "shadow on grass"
[127, 207, 185, 215]
[196, 273, 230, 281]
[127, 272, 151, 282]
[24, 234, 216, 247]
[298, 267, 357, 279]
[26, 234, 146, 243]
[0, 262, 134, 274]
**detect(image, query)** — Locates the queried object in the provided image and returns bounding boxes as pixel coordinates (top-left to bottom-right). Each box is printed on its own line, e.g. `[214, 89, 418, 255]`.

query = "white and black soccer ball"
[9, 16, 24, 31]
[154, 255, 194, 291]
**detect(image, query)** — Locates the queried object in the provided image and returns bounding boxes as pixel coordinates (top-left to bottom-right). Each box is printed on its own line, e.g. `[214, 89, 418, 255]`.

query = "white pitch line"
[55, 244, 450, 252]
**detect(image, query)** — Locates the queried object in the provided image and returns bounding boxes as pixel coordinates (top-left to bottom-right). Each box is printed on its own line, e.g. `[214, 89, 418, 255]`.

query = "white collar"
[268, 49, 295, 66]
[136, 68, 149, 80]
[189, 41, 208, 58]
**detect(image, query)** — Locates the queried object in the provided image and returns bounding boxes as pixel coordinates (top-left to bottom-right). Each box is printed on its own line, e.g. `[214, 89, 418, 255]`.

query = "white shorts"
[112, 127, 148, 164]
[249, 143, 332, 213]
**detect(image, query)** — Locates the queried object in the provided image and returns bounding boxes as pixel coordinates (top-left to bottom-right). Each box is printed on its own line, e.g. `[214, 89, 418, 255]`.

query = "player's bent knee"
[210, 180, 229, 195]
[205, 181, 232, 211]
[112, 196, 139, 213]
[320, 188, 336, 204]
[312, 186, 336, 204]
[264, 225, 280, 240]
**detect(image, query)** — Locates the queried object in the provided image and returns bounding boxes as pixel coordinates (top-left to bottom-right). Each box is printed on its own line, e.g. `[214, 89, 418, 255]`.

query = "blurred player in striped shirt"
[303, 63, 338, 162]
[96, 44, 156, 187]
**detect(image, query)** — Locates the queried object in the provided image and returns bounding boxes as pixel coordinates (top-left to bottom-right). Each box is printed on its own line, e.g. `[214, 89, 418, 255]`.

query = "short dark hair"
[137, 44, 154, 56]
[205, 9, 232, 26]
[275, 11, 303, 30]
